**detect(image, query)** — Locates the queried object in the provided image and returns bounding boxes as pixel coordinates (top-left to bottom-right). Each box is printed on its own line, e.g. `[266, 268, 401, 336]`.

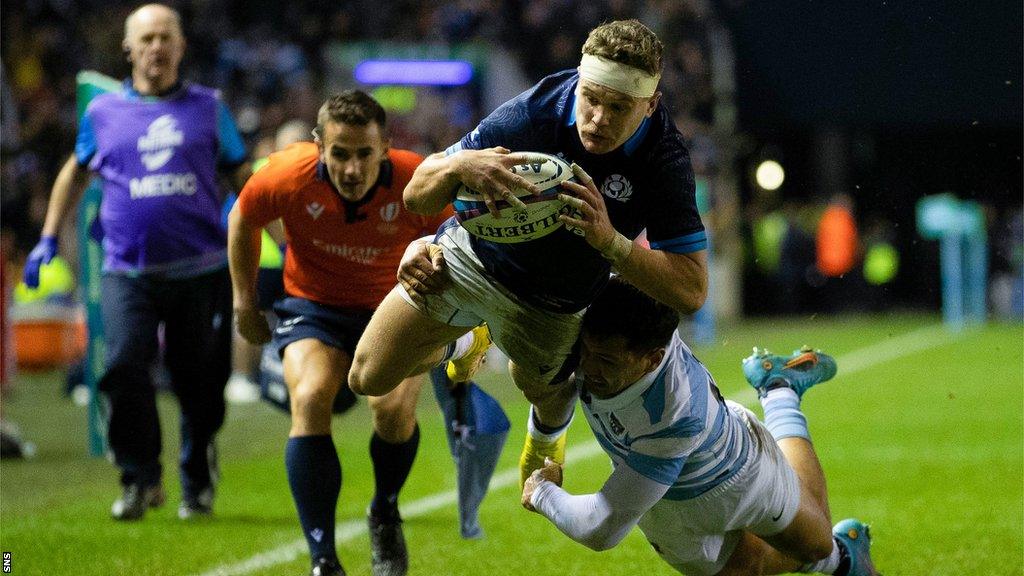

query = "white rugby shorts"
[637, 401, 802, 576]
[396, 224, 583, 385]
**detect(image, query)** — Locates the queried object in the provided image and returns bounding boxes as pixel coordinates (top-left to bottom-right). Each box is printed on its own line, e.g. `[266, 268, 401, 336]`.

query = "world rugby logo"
[601, 174, 633, 202]
[377, 201, 400, 235]
[379, 202, 400, 222]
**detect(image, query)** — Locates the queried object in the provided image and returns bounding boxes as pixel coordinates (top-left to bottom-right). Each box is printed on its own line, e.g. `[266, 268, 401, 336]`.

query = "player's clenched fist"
[521, 457, 563, 512]
[235, 307, 272, 345]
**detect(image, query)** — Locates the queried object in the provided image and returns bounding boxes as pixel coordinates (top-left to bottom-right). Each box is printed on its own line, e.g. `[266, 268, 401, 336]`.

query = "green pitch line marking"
[192, 322, 956, 576]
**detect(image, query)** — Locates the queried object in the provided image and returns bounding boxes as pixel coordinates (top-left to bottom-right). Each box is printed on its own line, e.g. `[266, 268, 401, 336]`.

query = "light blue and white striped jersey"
[577, 332, 751, 500]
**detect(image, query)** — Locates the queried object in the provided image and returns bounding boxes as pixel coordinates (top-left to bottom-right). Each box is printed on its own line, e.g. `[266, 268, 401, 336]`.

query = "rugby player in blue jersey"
[350, 19, 708, 486]
[522, 277, 879, 576]
[23, 4, 249, 521]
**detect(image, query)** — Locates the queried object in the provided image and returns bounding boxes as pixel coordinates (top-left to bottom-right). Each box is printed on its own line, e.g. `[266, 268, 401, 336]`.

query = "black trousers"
[99, 267, 231, 496]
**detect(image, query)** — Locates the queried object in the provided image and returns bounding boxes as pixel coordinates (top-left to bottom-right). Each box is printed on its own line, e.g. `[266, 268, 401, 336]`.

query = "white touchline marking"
[728, 322, 961, 407]
[192, 441, 605, 576]
[193, 322, 957, 576]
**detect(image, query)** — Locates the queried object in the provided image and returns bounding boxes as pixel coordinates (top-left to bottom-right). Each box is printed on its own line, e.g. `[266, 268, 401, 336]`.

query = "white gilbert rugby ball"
[452, 152, 579, 244]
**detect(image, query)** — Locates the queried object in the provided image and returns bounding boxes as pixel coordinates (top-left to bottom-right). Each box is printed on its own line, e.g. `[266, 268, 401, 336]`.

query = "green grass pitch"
[1, 314, 1021, 575]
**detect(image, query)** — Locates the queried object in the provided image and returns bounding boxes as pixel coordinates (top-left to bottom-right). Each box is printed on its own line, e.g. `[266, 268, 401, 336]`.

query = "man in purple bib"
[23, 3, 249, 522]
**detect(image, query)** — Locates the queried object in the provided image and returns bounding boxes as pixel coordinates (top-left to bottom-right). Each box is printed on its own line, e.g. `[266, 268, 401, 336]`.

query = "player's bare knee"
[350, 351, 404, 396]
[289, 380, 336, 421]
[347, 368, 367, 395]
[347, 354, 378, 395]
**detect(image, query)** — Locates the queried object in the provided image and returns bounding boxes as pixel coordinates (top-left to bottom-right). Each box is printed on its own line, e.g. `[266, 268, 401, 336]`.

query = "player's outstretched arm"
[403, 146, 548, 217]
[227, 205, 271, 344]
[526, 461, 669, 551]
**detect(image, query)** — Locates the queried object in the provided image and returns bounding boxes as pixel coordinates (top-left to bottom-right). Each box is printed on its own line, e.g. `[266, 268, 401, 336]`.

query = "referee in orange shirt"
[228, 91, 484, 576]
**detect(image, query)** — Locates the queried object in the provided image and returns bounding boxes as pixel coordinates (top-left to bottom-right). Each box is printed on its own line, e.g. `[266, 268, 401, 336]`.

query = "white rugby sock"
[800, 537, 841, 573]
[440, 331, 478, 364]
[451, 331, 477, 359]
[527, 405, 573, 442]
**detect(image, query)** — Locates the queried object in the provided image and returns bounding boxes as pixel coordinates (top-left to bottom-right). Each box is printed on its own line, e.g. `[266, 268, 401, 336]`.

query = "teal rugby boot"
[742, 345, 837, 398]
[833, 518, 881, 576]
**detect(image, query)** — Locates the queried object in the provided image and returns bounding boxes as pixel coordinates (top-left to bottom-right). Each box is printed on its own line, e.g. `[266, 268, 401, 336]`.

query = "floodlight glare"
[354, 60, 473, 86]
[755, 159, 785, 191]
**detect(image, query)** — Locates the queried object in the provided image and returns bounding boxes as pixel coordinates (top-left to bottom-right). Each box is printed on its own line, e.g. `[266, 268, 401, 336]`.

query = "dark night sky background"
[720, 0, 1021, 311]
[723, 0, 1021, 210]
[727, 0, 1022, 129]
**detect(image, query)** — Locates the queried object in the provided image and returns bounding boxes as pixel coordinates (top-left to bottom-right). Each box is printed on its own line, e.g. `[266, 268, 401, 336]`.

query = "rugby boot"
[742, 345, 837, 399]
[447, 324, 491, 383]
[368, 512, 408, 576]
[178, 486, 214, 520]
[180, 442, 219, 519]
[111, 483, 165, 521]
[310, 557, 346, 576]
[833, 518, 881, 576]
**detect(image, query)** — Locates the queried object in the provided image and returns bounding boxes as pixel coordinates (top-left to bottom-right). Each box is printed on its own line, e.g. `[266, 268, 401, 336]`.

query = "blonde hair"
[582, 19, 663, 76]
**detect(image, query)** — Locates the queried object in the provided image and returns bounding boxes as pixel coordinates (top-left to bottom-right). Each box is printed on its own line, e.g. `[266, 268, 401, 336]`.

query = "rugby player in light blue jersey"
[522, 277, 879, 576]
[23, 4, 249, 522]
[350, 20, 708, 487]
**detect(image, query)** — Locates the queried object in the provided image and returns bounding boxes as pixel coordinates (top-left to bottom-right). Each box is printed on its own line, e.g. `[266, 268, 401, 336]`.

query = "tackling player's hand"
[398, 239, 447, 305]
[558, 163, 623, 258]
[451, 147, 550, 217]
[235, 307, 272, 345]
[521, 457, 563, 512]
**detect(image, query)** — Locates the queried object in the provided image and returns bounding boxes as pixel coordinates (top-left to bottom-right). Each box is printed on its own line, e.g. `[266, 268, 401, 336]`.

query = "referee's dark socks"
[369, 424, 420, 520]
[286, 435, 341, 562]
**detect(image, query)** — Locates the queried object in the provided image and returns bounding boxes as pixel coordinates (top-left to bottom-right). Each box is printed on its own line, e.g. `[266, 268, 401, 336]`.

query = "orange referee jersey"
[236, 142, 451, 310]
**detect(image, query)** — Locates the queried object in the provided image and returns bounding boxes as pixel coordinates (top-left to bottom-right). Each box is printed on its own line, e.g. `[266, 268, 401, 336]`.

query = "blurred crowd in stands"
[1, 0, 721, 261]
[4, 0, 1019, 320]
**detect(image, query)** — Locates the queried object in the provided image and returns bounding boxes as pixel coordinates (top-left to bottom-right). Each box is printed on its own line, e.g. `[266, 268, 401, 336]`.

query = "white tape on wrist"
[600, 233, 633, 264]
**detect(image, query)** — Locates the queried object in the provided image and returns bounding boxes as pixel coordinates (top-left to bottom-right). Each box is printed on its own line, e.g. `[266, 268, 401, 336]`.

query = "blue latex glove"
[23, 235, 58, 288]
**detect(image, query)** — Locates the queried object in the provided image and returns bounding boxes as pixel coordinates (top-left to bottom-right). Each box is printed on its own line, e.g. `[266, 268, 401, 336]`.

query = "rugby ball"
[453, 152, 577, 244]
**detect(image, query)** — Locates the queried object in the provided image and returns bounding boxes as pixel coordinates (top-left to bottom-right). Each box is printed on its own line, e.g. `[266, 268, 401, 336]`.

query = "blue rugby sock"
[286, 435, 341, 563]
[760, 387, 810, 441]
[369, 425, 420, 519]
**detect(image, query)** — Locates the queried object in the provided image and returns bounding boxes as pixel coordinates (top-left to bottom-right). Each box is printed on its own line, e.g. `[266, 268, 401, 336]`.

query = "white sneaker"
[225, 373, 260, 404]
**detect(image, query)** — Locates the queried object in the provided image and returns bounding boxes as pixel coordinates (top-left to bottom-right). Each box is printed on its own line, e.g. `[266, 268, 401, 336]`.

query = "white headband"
[578, 53, 660, 99]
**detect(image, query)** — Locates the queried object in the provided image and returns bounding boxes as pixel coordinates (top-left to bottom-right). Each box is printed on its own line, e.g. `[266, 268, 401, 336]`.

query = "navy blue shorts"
[271, 296, 374, 358]
[256, 267, 284, 310]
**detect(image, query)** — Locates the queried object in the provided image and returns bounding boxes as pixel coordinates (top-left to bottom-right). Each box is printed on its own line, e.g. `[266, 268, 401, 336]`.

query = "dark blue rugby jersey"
[445, 70, 706, 313]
